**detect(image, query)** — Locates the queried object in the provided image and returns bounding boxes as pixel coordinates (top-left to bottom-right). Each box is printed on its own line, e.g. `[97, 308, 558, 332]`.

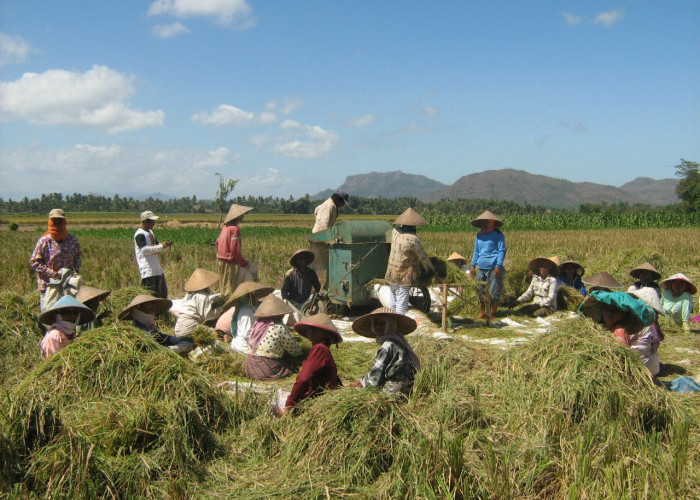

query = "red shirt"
[216, 225, 247, 266]
[286, 342, 342, 408]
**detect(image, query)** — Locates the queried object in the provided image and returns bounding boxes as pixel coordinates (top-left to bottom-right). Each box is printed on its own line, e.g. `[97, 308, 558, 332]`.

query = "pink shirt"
[216, 225, 247, 266]
[41, 326, 74, 358]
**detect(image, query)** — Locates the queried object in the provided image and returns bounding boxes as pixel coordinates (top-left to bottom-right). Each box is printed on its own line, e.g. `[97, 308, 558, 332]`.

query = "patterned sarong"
[244, 354, 299, 380]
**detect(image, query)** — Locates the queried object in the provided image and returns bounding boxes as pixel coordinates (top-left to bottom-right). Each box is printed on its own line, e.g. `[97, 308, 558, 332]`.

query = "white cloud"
[0, 32, 32, 67]
[265, 97, 304, 115]
[0, 65, 165, 134]
[593, 9, 624, 27]
[191, 104, 278, 126]
[151, 22, 191, 38]
[422, 106, 438, 118]
[272, 121, 340, 159]
[193, 147, 240, 167]
[347, 114, 376, 127]
[147, 0, 256, 28]
[562, 12, 583, 26]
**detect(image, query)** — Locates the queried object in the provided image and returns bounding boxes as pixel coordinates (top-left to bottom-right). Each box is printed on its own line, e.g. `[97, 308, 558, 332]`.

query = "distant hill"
[618, 177, 678, 205]
[314, 171, 448, 201]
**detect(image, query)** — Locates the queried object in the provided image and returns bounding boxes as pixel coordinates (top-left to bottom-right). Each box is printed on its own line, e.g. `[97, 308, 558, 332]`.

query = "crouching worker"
[579, 290, 658, 374]
[282, 249, 321, 313]
[276, 313, 343, 416]
[216, 281, 274, 351]
[244, 295, 304, 380]
[515, 256, 560, 318]
[40, 295, 95, 358]
[119, 294, 193, 354]
[75, 285, 112, 333]
[347, 308, 420, 396]
[174, 268, 224, 338]
[660, 273, 696, 332]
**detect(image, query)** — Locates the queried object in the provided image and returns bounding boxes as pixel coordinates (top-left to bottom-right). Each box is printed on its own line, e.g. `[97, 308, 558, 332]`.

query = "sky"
[1, 1, 699, 201]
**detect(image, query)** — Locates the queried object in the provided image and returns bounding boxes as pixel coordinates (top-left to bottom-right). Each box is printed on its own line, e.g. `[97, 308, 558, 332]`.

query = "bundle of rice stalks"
[0, 293, 44, 386]
[1, 324, 256, 498]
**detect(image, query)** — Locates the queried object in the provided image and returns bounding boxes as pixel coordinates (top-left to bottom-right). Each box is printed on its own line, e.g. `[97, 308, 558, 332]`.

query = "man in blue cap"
[310, 190, 350, 287]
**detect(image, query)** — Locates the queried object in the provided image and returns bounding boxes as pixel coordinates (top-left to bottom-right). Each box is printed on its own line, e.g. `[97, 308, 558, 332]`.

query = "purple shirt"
[30, 233, 81, 292]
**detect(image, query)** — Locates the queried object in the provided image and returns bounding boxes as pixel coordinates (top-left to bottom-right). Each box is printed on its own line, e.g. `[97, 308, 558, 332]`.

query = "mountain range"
[321, 169, 679, 208]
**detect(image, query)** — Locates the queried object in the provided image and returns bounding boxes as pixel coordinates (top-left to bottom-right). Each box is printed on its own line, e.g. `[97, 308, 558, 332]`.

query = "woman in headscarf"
[39, 295, 95, 358]
[244, 295, 304, 380]
[119, 294, 193, 354]
[385, 208, 435, 315]
[30, 208, 82, 312]
[216, 204, 254, 298]
[347, 307, 420, 396]
[277, 313, 344, 415]
[469, 210, 506, 321]
[660, 273, 697, 332]
[173, 268, 224, 338]
[215, 281, 274, 350]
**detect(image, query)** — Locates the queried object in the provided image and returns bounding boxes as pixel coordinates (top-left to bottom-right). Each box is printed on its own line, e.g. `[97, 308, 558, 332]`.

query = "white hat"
[140, 211, 159, 221]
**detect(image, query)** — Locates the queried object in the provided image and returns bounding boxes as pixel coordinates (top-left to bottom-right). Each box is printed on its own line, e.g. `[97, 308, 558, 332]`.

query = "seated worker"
[515, 256, 561, 317]
[281, 249, 321, 312]
[75, 285, 112, 333]
[173, 268, 224, 338]
[626, 287, 666, 376]
[582, 272, 624, 293]
[347, 307, 420, 396]
[244, 295, 304, 380]
[660, 273, 696, 332]
[277, 313, 344, 415]
[558, 260, 587, 296]
[39, 295, 96, 358]
[119, 294, 193, 354]
[215, 281, 274, 352]
[628, 262, 662, 296]
[447, 252, 469, 273]
[579, 290, 657, 373]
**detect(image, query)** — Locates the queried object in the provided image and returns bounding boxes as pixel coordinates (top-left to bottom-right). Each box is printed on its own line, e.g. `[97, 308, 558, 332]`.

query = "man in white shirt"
[134, 210, 172, 298]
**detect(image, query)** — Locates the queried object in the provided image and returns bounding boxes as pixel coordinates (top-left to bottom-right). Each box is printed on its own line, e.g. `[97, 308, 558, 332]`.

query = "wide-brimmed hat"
[48, 208, 66, 219]
[184, 268, 219, 292]
[222, 281, 274, 311]
[447, 252, 467, 265]
[528, 256, 561, 277]
[660, 273, 697, 295]
[582, 272, 624, 291]
[393, 208, 427, 226]
[579, 291, 655, 336]
[352, 307, 417, 338]
[627, 287, 664, 316]
[40, 295, 96, 325]
[140, 210, 159, 221]
[470, 210, 503, 229]
[118, 294, 172, 320]
[224, 204, 254, 224]
[559, 260, 584, 277]
[76, 285, 111, 305]
[629, 262, 661, 281]
[289, 248, 315, 267]
[254, 294, 294, 319]
[294, 313, 343, 344]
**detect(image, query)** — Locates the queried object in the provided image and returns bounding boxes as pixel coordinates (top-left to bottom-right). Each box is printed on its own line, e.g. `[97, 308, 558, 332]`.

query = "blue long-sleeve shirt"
[470, 229, 506, 270]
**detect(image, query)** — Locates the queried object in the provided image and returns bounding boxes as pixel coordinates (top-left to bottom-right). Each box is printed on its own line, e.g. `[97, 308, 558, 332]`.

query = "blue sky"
[1, 1, 698, 200]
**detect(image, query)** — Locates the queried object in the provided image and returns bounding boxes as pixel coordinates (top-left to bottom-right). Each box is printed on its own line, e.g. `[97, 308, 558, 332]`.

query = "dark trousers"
[142, 275, 168, 298]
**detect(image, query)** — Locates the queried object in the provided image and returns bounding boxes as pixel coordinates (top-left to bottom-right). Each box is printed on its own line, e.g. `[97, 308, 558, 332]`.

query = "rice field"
[1, 216, 698, 498]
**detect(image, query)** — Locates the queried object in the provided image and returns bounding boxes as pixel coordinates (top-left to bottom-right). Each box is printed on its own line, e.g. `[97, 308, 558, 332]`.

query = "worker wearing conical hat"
[515, 256, 561, 318]
[173, 268, 224, 338]
[384, 208, 435, 315]
[216, 204, 254, 297]
[469, 210, 506, 321]
[628, 262, 662, 297]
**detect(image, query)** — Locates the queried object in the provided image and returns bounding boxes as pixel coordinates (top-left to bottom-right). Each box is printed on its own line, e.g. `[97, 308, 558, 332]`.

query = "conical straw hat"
[629, 262, 661, 281]
[628, 287, 664, 316]
[40, 295, 96, 325]
[294, 313, 343, 344]
[184, 268, 219, 292]
[289, 248, 315, 267]
[559, 260, 585, 277]
[254, 294, 294, 319]
[393, 208, 427, 226]
[224, 204, 254, 224]
[470, 210, 503, 228]
[222, 281, 274, 311]
[660, 273, 697, 295]
[447, 252, 467, 264]
[582, 272, 623, 290]
[352, 307, 417, 338]
[528, 256, 561, 277]
[118, 294, 172, 320]
[76, 285, 111, 305]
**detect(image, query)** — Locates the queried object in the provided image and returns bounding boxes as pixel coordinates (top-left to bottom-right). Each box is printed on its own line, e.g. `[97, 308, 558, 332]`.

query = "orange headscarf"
[44, 218, 68, 242]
